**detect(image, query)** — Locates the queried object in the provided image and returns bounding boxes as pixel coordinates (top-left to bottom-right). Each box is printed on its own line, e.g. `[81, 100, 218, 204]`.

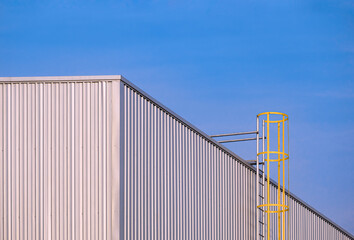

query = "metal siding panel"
[0, 80, 112, 240]
[0, 84, 3, 240]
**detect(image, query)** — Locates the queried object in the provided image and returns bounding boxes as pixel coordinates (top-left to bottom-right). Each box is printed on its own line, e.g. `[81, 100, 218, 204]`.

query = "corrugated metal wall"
[266, 182, 352, 240]
[121, 82, 256, 239]
[121, 81, 353, 240]
[286, 192, 352, 240]
[0, 81, 112, 240]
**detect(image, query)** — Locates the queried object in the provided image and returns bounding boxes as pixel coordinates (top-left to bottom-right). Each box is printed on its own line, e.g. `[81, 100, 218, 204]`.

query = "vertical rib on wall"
[122, 83, 256, 239]
[0, 81, 112, 240]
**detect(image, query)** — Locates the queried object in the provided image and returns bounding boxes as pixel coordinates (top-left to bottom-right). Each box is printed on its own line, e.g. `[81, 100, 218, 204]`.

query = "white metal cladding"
[121, 82, 256, 239]
[285, 192, 353, 240]
[120, 80, 354, 240]
[0, 80, 112, 240]
[267, 183, 353, 240]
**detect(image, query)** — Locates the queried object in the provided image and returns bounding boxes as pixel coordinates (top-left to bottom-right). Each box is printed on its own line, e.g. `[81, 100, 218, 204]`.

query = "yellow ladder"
[257, 112, 289, 240]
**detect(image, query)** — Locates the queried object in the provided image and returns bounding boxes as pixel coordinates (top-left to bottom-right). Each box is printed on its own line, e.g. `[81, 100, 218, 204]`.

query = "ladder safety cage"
[257, 112, 289, 240]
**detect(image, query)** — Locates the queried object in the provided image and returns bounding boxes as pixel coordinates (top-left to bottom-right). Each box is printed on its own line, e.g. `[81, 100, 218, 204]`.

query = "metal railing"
[211, 131, 266, 144]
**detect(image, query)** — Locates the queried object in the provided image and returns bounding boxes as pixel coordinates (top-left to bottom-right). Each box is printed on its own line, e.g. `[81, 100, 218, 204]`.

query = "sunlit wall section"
[0, 79, 112, 240]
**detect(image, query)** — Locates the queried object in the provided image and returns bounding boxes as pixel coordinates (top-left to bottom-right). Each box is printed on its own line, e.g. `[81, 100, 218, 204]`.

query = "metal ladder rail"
[257, 119, 266, 240]
[260, 167, 266, 238]
[257, 163, 265, 239]
[262, 119, 266, 240]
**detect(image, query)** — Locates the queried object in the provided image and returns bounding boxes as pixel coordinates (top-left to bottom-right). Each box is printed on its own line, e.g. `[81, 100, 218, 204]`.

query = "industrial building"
[0, 75, 353, 239]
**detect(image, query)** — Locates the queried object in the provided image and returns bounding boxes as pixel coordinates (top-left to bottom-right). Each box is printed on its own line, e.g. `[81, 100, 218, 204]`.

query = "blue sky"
[1, 0, 353, 234]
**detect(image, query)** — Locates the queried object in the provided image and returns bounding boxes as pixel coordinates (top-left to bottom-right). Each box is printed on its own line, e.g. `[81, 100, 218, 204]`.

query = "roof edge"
[0, 75, 123, 83]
